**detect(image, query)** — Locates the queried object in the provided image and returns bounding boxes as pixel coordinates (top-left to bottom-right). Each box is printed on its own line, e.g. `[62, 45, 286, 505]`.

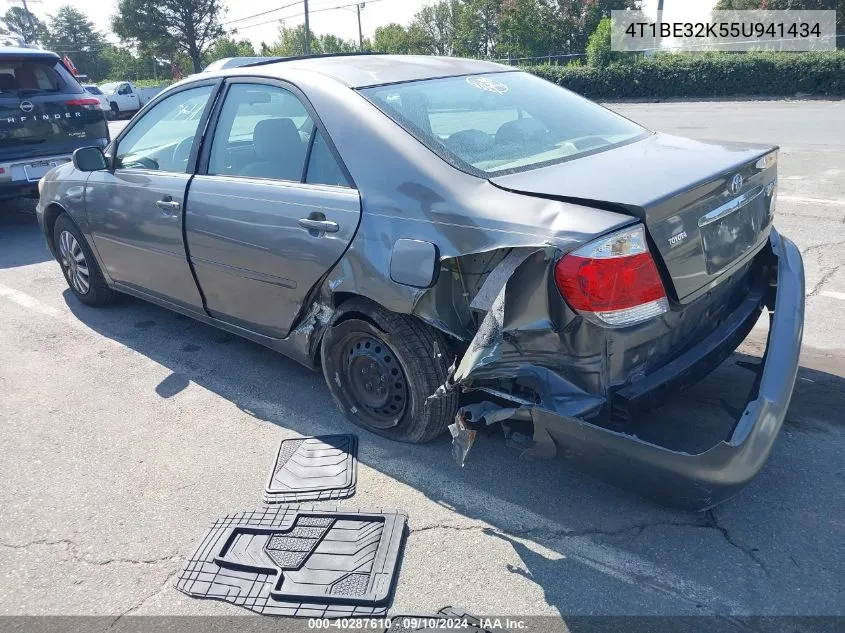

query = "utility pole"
[356, 3, 364, 51]
[303, 0, 311, 55]
[20, 0, 36, 44]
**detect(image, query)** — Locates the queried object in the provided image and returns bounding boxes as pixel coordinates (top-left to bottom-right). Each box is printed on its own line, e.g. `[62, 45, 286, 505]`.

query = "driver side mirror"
[73, 146, 109, 172]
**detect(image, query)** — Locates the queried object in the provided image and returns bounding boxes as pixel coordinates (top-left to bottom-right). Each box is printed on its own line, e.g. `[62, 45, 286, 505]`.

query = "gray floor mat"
[177, 505, 406, 617]
[264, 435, 358, 503]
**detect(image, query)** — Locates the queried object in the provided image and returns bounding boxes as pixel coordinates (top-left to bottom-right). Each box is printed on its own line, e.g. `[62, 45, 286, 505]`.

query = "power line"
[231, 0, 385, 33]
[221, 0, 348, 28]
[221, 1, 302, 27]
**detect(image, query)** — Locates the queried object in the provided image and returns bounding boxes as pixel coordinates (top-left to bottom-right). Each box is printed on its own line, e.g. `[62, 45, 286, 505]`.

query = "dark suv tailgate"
[0, 52, 108, 161]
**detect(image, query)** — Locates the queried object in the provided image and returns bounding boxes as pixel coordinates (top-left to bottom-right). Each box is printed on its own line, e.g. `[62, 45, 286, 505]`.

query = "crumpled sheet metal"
[446, 248, 607, 425]
[442, 232, 804, 512]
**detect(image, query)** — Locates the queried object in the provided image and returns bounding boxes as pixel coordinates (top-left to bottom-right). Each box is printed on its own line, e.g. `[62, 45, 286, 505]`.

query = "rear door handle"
[156, 198, 181, 215]
[298, 218, 339, 233]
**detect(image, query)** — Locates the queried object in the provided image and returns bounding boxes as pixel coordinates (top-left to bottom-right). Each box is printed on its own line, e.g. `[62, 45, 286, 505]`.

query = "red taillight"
[554, 225, 668, 326]
[65, 98, 101, 107]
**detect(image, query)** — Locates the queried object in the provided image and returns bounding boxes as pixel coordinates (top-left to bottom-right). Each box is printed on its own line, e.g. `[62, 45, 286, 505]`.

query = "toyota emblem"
[729, 173, 743, 195]
[20, 100, 34, 113]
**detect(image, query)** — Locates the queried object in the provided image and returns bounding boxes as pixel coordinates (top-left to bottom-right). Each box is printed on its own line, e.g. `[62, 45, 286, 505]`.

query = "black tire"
[321, 301, 458, 443]
[110, 103, 119, 119]
[53, 213, 116, 307]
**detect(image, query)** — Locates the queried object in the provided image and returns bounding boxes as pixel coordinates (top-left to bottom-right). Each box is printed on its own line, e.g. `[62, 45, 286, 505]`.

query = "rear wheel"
[110, 102, 119, 120]
[53, 214, 115, 307]
[321, 302, 458, 443]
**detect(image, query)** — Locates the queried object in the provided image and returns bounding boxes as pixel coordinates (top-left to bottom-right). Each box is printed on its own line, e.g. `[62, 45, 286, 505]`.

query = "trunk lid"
[490, 133, 777, 302]
[0, 53, 108, 162]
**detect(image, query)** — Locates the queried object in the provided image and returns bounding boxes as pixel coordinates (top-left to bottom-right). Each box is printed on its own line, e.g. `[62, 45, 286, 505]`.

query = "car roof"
[208, 54, 513, 89]
[0, 46, 60, 60]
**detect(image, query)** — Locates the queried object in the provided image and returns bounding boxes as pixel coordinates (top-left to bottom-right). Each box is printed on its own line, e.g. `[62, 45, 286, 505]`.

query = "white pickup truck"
[98, 81, 153, 119]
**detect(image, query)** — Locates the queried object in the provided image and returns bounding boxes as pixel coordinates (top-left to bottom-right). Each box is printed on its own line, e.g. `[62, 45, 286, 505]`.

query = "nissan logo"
[729, 173, 743, 195]
[19, 101, 34, 113]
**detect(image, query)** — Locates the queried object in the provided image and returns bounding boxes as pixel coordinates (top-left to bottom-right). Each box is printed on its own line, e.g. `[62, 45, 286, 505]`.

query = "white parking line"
[0, 283, 62, 317]
[820, 290, 845, 301]
[779, 195, 845, 206]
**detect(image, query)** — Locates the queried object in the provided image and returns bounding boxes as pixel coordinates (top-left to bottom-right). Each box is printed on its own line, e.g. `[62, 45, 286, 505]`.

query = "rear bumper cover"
[448, 229, 803, 510]
[534, 229, 804, 510]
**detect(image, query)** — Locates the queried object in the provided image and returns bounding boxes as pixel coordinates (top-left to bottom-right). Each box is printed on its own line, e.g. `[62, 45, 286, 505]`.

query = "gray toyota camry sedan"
[36, 54, 804, 510]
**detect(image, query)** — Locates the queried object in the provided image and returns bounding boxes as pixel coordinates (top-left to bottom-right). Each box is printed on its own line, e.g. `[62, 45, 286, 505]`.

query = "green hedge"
[526, 52, 845, 99]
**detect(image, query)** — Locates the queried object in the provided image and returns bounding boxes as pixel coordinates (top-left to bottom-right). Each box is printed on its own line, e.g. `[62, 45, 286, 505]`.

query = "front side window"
[115, 85, 213, 173]
[361, 71, 648, 176]
[208, 82, 349, 187]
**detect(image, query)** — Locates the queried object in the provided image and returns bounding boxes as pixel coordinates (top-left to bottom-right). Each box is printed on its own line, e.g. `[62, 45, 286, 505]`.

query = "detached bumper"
[534, 230, 804, 510]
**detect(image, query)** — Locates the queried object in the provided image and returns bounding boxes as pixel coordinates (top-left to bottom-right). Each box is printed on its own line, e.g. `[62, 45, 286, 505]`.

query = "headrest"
[0, 74, 19, 91]
[253, 118, 301, 161]
[495, 118, 548, 146]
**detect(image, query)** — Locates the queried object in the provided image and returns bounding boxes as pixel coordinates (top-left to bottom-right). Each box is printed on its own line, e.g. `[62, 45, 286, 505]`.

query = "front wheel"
[321, 303, 458, 443]
[53, 214, 115, 307]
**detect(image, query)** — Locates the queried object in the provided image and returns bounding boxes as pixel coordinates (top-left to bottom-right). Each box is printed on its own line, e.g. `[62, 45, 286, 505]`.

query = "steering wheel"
[172, 137, 194, 169]
[121, 156, 159, 170]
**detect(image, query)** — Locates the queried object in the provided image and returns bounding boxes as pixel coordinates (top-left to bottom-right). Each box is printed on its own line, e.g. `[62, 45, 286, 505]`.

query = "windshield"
[85, 85, 104, 95]
[360, 71, 648, 176]
[100, 82, 119, 94]
[0, 56, 84, 97]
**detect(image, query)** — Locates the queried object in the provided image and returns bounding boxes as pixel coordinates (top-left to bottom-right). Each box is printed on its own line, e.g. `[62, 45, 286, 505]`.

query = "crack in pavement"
[705, 510, 771, 577]
[0, 538, 180, 567]
[106, 565, 183, 629]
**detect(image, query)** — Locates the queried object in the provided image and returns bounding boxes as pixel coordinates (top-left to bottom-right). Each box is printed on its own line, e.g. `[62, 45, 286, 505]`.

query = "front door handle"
[298, 218, 339, 233]
[156, 198, 181, 215]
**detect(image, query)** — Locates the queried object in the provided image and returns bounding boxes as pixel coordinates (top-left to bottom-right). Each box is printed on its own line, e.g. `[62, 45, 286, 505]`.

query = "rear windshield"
[0, 57, 84, 97]
[100, 82, 119, 93]
[84, 85, 104, 95]
[360, 71, 648, 176]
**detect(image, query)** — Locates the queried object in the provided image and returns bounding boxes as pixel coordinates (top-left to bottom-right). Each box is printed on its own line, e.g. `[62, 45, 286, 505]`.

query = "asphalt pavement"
[0, 101, 843, 623]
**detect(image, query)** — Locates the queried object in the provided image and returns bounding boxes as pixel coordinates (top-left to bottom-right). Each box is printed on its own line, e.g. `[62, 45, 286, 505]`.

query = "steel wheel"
[58, 230, 90, 295]
[341, 333, 408, 429]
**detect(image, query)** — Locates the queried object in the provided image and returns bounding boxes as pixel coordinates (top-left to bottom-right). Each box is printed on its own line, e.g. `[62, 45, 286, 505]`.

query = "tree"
[203, 36, 256, 65]
[498, 0, 551, 58]
[111, 0, 224, 73]
[410, 0, 460, 55]
[266, 24, 318, 57]
[318, 34, 357, 54]
[3, 6, 47, 44]
[44, 6, 111, 80]
[586, 16, 614, 66]
[373, 23, 411, 53]
[454, 0, 501, 57]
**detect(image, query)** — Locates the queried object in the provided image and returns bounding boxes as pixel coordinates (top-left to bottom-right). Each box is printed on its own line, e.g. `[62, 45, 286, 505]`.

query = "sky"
[1, 0, 711, 50]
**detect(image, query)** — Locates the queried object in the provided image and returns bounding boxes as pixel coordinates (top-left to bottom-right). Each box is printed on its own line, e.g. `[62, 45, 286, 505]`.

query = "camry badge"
[668, 231, 688, 247]
[730, 173, 743, 195]
[20, 101, 34, 113]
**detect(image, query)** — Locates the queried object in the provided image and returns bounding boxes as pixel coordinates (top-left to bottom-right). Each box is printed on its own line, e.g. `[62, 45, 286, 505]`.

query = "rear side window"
[207, 82, 351, 188]
[0, 57, 83, 96]
[306, 131, 350, 187]
[208, 83, 313, 181]
[85, 86, 103, 96]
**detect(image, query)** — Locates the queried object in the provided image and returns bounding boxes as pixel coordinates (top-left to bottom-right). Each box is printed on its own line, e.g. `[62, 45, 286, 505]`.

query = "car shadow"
[62, 290, 845, 615]
[0, 199, 53, 269]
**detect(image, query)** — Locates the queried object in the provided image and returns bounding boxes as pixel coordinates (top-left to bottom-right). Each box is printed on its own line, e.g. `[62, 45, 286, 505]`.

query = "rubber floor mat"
[264, 434, 358, 503]
[177, 505, 406, 617]
[385, 607, 492, 631]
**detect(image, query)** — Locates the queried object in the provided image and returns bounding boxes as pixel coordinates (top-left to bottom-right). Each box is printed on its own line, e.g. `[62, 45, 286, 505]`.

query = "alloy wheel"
[58, 230, 90, 295]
